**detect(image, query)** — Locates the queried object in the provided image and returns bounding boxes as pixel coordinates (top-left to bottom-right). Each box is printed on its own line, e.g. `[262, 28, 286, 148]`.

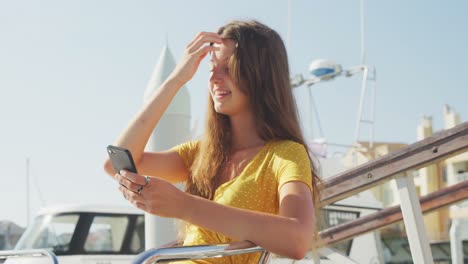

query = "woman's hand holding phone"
[116, 170, 189, 219]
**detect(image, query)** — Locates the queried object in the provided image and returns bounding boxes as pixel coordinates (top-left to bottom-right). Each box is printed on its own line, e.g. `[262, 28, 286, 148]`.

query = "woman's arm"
[104, 32, 221, 182]
[181, 181, 314, 259]
[118, 171, 314, 260]
[103, 77, 188, 182]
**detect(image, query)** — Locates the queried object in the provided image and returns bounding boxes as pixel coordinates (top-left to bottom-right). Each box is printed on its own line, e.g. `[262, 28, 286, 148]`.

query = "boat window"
[0, 235, 5, 249]
[38, 214, 78, 252]
[129, 215, 145, 253]
[84, 215, 128, 252]
[15, 214, 79, 252]
[463, 240, 468, 255]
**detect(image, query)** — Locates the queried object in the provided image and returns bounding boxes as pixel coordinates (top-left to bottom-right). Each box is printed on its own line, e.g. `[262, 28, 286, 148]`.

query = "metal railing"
[318, 121, 468, 264]
[133, 243, 271, 264]
[320, 179, 468, 245]
[0, 249, 59, 264]
[321, 121, 468, 206]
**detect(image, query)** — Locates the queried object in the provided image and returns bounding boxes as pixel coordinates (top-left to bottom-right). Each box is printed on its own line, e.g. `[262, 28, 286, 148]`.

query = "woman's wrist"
[178, 192, 197, 222]
[165, 74, 187, 90]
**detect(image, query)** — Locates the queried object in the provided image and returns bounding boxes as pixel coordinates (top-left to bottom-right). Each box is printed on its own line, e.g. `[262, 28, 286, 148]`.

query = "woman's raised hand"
[169, 32, 222, 86]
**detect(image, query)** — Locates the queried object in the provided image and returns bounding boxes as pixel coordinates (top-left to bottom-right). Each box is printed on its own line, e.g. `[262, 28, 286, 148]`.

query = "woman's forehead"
[211, 39, 236, 63]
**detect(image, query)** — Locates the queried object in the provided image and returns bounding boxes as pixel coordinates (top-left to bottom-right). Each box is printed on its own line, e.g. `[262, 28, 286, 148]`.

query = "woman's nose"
[210, 69, 224, 84]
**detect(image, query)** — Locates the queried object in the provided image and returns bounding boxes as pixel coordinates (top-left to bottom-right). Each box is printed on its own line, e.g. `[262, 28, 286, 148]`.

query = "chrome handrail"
[0, 249, 59, 264]
[133, 243, 271, 264]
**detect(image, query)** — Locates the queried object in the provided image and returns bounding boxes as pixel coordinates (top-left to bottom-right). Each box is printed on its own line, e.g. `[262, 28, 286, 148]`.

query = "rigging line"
[33, 173, 46, 207]
[29, 159, 46, 206]
[326, 143, 356, 148]
[26, 158, 30, 226]
[29, 159, 61, 248]
[287, 0, 292, 52]
[360, 0, 366, 65]
[307, 87, 324, 138]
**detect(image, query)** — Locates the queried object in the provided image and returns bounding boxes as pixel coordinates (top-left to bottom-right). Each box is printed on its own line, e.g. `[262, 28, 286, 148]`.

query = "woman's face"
[209, 39, 249, 116]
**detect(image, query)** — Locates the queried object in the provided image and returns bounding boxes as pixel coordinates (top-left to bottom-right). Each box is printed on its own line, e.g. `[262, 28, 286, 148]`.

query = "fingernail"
[120, 170, 126, 176]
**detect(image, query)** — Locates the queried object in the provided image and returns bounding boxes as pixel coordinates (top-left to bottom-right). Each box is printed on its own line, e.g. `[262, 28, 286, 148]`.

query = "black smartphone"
[107, 145, 138, 174]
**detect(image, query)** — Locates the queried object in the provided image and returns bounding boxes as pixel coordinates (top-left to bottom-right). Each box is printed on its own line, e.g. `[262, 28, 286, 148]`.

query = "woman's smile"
[213, 89, 231, 100]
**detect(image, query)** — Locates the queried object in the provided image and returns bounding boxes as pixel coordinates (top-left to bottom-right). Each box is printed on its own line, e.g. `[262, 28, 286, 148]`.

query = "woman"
[104, 20, 321, 263]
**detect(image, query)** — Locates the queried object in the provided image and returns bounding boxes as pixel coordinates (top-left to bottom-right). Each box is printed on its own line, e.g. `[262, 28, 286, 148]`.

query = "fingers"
[119, 185, 145, 203]
[187, 33, 222, 58]
[134, 202, 146, 211]
[188, 36, 222, 53]
[115, 172, 146, 195]
[186, 32, 222, 51]
[194, 45, 220, 64]
[119, 170, 147, 186]
[116, 171, 154, 212]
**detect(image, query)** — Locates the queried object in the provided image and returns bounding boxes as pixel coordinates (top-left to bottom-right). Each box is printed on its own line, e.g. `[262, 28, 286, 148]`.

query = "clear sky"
[1, 0, 467, 227]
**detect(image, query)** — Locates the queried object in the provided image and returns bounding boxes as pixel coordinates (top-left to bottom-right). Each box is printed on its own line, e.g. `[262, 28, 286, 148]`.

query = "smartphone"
[106, 145, 138, 174]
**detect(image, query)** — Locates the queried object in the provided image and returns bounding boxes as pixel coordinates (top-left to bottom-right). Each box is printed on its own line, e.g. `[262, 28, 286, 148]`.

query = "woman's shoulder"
[270, 139, 306, 150]
[184, 140, 201, 149]
[268, 140, 312, 178]
[170, 140, 200, 154]
[268, 139, 308, 156]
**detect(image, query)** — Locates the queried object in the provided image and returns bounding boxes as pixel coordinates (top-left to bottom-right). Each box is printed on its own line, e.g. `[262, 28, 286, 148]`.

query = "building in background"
[342, 105, 467, 262]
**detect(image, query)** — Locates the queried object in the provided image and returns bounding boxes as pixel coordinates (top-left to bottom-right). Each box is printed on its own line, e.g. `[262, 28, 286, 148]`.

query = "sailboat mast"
[287, 0, 292, 51]
[360, 0, 365, 65]
[26, 158, 30, 226]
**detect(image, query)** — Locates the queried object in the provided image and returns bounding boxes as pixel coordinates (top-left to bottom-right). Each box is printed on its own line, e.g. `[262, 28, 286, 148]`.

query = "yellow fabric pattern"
[170, 140, 313, 264]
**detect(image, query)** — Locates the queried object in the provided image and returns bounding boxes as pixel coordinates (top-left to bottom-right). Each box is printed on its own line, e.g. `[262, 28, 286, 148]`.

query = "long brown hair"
[186, 19, 322, 232]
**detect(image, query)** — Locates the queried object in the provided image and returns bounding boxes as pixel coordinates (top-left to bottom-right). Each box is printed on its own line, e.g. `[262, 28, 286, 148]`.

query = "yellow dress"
[170, 140, 313, 264]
